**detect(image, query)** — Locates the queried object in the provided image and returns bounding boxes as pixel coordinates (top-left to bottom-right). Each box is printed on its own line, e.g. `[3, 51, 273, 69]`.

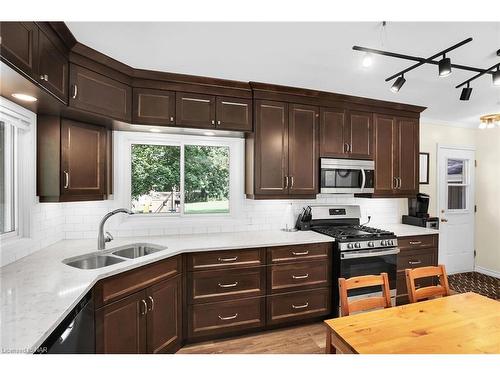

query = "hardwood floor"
[178, 323, 327, 354]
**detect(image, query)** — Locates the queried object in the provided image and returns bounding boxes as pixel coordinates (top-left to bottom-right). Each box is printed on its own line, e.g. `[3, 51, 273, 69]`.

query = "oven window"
[340, 254, 397, 297]
[322, 169, 362, 188]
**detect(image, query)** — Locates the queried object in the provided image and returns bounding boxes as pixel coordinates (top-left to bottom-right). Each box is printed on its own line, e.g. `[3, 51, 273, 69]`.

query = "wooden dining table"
[324, 292, 500, 354]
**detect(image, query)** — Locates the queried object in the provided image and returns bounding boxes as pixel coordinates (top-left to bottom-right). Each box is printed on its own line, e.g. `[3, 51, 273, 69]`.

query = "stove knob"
[347, 243, 354, 249]
[388, 240, 394, 246]
[381, 240, 387, 246]
[355, 242, 361, 249]
[368, 241, 375, 247]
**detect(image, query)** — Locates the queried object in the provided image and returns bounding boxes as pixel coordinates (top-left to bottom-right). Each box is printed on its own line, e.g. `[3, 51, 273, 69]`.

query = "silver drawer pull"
[72, 84, 78, 99]
[409, 241, 422, 245]
[292, 302, 309, 310]
[292, 273, 309, 280]
[292, 250, 309, 256]
[140, 299, 147, 316]
[218, 313, 238, 321]
[218, 256, 238, 262]
[148, 296, 154, 311]
[63, 171, 69, 188]
[408, 260, 422, 265]
[218, 281, 238, 288]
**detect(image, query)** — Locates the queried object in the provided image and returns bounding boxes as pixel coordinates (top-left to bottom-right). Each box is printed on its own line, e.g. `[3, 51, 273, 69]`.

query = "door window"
[446, 159, 469, 211]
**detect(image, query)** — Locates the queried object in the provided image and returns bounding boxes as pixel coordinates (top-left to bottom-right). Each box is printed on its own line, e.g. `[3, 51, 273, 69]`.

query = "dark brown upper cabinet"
[320, 108, 372, 160]
[373, 114, 419, 197]
[37, 116, 110, 202]
[132, 88, 176, 125]
[175, 92, 216, 129]
[37, 28, 68, 103]
[69, 64, 132, 122]
[174, 92, 252, 131]
[0, 22, 39, 79]
[215, 97, 252, 131]
[288, 104, 319, 195]
[246, 100, 318, 199]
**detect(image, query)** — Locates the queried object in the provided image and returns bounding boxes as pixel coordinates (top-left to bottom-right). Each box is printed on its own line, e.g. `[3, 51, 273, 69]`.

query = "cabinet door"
[319, 107, 346, 157]
[288, 104, 319, 195]
[347, 111, 372, 159]
[175, 92, 215, 129]
[61, 119, 106, 198]
[373, 114, 397, 195]
[254, 100, 289, 195]
[95, 290, 147, 354]
[396, 117, 419, 196]
[146, 275, 182, 354]
[0, 22, 38, 78]
[69, 64, 131, 122]
[37, 29, 68, 103]
[133, 88, 176, 126]
[216, 96, 252, 131]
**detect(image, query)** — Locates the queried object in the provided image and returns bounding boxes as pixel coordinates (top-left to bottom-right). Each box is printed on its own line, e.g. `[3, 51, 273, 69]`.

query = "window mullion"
[180, 144, 185, 216]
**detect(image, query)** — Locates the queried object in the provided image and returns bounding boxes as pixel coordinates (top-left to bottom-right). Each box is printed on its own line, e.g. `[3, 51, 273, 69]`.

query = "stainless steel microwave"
[320, 158, 374, 194]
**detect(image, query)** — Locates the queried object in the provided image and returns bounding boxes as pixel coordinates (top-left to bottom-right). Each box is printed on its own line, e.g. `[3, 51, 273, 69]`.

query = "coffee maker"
[402, 193, 439, 229]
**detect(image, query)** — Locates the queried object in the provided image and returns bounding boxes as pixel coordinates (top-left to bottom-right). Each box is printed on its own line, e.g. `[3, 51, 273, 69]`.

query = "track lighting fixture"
[391, 75, 406, 93]
[493, 67, 500, 86]
[438, 54, 452, 77]
[460, 83, 472, 101]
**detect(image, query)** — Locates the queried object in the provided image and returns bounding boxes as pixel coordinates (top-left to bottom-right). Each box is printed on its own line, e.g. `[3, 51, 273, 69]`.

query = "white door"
[437, 145, 475, 274]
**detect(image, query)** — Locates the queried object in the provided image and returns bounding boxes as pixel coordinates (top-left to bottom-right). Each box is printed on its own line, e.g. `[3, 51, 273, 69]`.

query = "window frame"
[0, 97, 36, 244]
[445, 157, 470, 213]
[114, 130, 244, 227]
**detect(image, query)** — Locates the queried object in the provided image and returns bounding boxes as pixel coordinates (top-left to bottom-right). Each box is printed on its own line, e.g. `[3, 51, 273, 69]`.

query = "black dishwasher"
[37, 290, 95, 354]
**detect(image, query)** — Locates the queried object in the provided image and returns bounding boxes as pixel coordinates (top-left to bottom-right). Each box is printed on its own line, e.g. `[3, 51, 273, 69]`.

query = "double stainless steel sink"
[63, 243, 167, 270]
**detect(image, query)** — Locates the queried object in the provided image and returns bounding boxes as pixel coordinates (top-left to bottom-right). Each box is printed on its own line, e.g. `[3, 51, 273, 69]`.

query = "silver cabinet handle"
[344, 143, 348, 153]
[393, 177, 397, 189]
[218, 313, 238, 321]
[148, 296, 154, 311]
[290, 176, 294, 188]
[140, 299, 148, 316]
[398, 177, 402, 189]
[409, 241, 422, 245]
[292, 273, 309, 280]
[211, 120, 215, 125]
[292, 302, 309, 310]
[292, 250, 309, 256]
[40, 74, 48, 81]
[72, 84, 78, 99]
[63, 171, 69, 188]
[169, 116, 174, 122]
[218, 281, 238, 288]
[217, 120, 221, 125]
[285, 176, 289, 189]
[218, 256, 238, 262]
[347, 144, 351, 153]
[408, 260, 422, 265]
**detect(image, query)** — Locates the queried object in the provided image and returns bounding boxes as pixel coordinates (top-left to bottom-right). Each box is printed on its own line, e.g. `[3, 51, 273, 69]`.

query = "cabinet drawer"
[268, 243, 331, 264]
[188, 297, 265, 339]
[398, 235, 437, 250]
[94, 256, 181, 307]
[187, 248, 265, 271]
[397, 247, 436, 270]
[188, 267, 265, 304]
[269, 260, 329, 293]
[267, 288, 331, 326]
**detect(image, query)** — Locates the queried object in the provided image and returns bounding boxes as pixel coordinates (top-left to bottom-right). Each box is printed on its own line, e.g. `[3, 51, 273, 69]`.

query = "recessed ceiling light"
[362, 53, 373, 68]
[149, 128, 161, 133]
[12, 93, 37, 102]
[204, 131, 216, 136]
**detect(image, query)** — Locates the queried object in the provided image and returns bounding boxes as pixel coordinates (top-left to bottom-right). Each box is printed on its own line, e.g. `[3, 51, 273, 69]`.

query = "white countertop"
[0, 224, 437, 353]
[0, 230, 332, 353]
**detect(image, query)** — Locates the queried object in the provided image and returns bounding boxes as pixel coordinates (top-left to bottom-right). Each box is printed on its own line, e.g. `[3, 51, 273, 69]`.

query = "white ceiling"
[66, 22, 500, 127]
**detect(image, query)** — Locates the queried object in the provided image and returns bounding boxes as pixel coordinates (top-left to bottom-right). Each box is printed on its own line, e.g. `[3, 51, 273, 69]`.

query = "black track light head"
[460, 84, 473, 101]
[439, 55, 452, 77]
[493, 67, 500, 86]
[391, 75, 406, 93]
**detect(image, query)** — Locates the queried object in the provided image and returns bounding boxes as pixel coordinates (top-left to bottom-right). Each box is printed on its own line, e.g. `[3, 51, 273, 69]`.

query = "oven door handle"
[360, 168, 366, 192]
[341, 248, 400, 259]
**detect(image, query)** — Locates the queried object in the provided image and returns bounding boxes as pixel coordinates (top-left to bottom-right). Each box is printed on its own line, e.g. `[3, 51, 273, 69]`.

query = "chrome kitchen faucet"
[97, 208, 134, 250]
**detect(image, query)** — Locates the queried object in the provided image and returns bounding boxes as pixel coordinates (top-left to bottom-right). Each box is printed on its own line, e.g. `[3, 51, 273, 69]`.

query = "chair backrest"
[405, 265, 450, 303]
[338, 273, 392, 317]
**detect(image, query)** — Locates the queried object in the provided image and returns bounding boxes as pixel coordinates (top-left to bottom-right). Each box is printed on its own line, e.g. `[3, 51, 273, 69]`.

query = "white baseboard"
[474, 265, 500, 278]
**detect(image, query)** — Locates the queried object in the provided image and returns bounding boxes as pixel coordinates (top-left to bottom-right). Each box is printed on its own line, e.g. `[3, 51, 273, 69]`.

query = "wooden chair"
[405, 265, 451, 303]
[326, 273, 392, 354]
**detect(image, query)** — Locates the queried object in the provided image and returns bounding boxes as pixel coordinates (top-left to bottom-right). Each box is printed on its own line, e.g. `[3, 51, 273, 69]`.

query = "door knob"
[441, 218, 448, 223]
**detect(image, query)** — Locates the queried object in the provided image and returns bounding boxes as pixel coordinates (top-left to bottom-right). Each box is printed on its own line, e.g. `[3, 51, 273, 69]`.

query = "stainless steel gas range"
[306, 205, 399, 315]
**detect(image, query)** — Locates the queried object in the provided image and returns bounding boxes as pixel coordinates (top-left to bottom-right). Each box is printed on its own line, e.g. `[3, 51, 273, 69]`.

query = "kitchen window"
[123, 132, 238, 216]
